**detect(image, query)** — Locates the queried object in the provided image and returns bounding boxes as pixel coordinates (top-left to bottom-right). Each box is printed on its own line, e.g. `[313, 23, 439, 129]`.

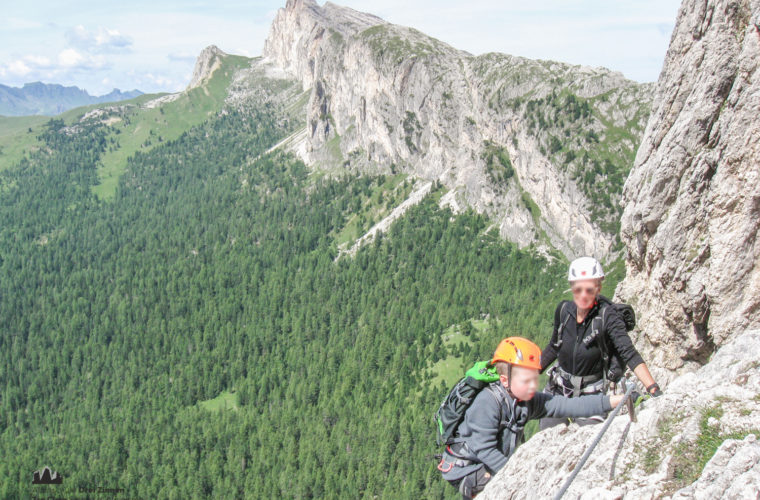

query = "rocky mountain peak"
[264, 0, 386, 90]
[285, 0, 317, 9]
[262, 0, 653, 259]
[188, 45, 227, 90]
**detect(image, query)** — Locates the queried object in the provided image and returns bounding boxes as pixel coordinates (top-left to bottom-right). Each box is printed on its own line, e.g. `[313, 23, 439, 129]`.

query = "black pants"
[448, 466, 491, 500]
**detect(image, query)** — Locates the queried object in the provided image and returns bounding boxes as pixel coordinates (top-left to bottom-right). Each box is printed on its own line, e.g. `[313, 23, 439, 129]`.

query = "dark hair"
[494, 361, 510, 377]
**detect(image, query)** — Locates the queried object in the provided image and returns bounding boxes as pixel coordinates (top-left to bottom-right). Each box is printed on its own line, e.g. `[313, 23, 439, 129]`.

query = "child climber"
[438, 337, 626, 499]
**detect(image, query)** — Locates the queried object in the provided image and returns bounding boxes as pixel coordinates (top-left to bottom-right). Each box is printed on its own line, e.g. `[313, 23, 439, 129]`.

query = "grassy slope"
[0, 54, 252, 199]
[0, 115, 47, 172]
[429, 318, 490, 388]
[92, 54, 252, 200]
[198, 390, 240, 412]
[0, 94, 164, 172]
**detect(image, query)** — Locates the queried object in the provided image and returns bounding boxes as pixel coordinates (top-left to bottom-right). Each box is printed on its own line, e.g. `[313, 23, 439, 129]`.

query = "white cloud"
[0, 48, 108, 87]
[25, 55, 53, 67]
[66, 25, 133, 53]
[57, 48, 107, 70]
[7, 60, 32, 76]
[1, 54, 56, 77]
[57, 48, 85, 68]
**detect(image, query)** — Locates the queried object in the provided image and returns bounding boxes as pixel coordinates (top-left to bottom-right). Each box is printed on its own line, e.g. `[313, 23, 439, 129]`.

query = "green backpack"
[434, 361, 500, 446]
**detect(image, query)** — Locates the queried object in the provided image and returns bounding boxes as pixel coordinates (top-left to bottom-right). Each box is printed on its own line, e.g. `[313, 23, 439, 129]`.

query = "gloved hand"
[647, 383, 663, 397]
[629, 390, 644, 407]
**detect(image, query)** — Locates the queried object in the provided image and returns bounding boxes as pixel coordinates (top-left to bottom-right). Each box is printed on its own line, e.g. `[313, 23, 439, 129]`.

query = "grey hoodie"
[441, 381, 612, 480]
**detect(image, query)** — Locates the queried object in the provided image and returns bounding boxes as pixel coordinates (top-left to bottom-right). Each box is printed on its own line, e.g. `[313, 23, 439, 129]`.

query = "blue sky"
[0, 0, 682, 96]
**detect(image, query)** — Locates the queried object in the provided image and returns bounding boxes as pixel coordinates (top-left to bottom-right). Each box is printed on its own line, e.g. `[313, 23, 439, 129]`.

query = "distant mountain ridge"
[0, 82, 142, 116]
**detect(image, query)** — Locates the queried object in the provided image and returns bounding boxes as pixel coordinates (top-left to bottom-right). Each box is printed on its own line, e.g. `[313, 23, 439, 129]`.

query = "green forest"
[0, 97, 612, 498]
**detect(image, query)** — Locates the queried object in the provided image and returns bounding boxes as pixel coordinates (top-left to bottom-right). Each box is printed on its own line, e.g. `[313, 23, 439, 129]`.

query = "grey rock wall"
[617, 0, 760, 379]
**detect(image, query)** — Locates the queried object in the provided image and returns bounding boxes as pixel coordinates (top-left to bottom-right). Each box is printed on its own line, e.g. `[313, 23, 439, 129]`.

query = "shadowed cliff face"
[617, 0, 760, 380]
[262, 0, 652, 259]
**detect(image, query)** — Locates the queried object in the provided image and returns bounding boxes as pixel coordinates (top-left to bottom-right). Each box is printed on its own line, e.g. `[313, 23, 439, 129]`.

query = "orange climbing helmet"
[491, 337, 542, 370]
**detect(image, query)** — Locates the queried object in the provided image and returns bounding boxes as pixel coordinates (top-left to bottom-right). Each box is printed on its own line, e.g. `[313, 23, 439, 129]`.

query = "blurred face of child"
[501, 365, 539, 401]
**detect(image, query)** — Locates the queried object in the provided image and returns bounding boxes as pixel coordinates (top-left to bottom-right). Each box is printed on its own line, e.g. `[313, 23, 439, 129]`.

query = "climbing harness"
[553, 380, 637, 500]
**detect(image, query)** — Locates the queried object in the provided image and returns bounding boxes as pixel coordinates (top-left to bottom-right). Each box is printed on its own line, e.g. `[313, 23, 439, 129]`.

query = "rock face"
[262, 0, 652, 258]
[616, 0, 760, 379]
[188, 45, 226, 90]
[480, 329, 760, 500]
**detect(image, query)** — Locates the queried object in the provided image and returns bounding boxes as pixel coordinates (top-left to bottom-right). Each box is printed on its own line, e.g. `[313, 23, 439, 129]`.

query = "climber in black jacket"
[539, 257, 662, 430]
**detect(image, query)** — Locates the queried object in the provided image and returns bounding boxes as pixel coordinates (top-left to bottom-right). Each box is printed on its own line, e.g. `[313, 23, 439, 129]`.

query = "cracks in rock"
[693, 0, 715, 41]
[649, 71, 686, 155]
[701, 69, 740, 152]
[418, 86, 433, 112]
[398, 59, 416, 95]
[684, 308, 716, 365]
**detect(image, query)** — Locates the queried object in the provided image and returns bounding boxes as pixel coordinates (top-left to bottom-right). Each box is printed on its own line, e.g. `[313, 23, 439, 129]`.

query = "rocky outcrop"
[188, 45, 226, 90]
[617, 0, 760, 379]
[262, 0, 652, 258]
[480, 329, 760, 500]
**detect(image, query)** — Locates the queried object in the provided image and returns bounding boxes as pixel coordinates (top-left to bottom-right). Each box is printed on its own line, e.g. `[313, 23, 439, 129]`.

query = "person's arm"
[604, 309, 660, 394]
[462, 391, 509, 473]
[528, 391, 619, 420]
[633, 363, 658, 394]
[604, 308, 644, 371]
[540, 302, 563, 373]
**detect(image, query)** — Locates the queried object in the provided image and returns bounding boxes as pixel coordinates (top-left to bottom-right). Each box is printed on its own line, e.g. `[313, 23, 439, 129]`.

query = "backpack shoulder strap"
[485, 383, 507, 421]
[594, 305, 611, 389]
[487, 384, 526, 456]
[553, 301, 572, 349]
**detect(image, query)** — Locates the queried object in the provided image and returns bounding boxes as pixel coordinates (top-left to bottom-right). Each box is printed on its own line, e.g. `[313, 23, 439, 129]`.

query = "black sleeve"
[540, 302, 563, 372]
[605, 307, 644, 370]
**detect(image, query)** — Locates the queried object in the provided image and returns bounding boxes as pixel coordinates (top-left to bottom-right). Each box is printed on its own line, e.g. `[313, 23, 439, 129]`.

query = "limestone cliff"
[482, 1, 760, 498]
[262, 0, 652, 258]
[616, 0, 760, 380]
[480, 329, 760, 499]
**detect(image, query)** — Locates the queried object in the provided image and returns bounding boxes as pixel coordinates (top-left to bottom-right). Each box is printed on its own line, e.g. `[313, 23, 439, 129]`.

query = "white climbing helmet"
[568, 257, 604, 282]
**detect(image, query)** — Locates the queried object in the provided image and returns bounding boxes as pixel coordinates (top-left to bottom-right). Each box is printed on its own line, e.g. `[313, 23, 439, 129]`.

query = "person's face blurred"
[501, 365, 539, 401]
[571, 279, 600, 310]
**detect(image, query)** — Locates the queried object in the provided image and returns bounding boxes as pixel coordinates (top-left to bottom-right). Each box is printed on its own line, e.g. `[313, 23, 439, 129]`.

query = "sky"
[0, 0, 682, 96]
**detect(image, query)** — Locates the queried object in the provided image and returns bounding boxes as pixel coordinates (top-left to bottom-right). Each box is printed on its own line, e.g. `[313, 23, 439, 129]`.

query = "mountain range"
[0, 81, 142, 116]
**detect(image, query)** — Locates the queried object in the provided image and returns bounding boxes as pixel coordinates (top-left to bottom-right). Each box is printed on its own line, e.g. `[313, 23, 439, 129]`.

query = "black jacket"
[540, 296, 644, 377]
